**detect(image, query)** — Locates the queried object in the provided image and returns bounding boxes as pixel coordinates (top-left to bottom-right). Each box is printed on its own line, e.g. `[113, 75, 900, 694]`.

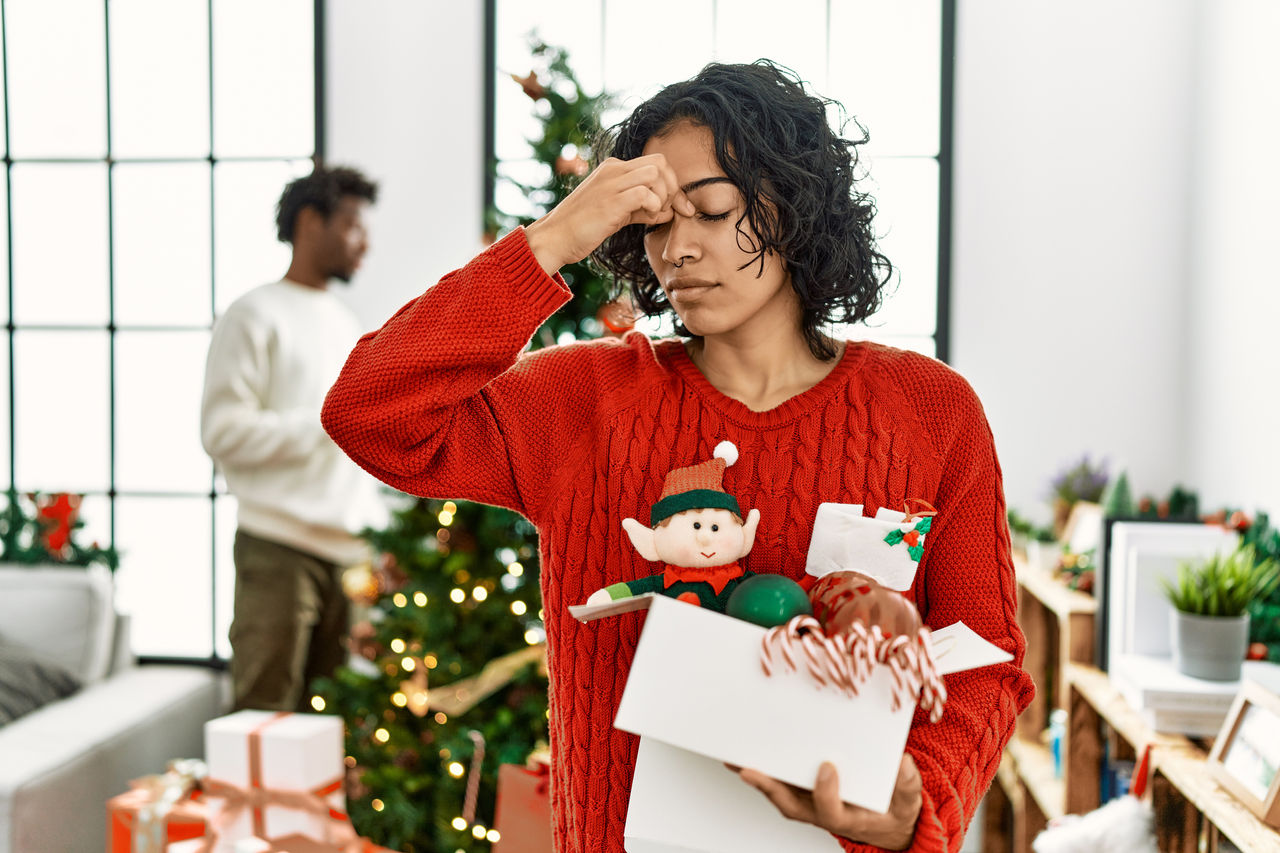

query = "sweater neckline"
[279, 277, 330, 294]
[660, 338, 867, 428]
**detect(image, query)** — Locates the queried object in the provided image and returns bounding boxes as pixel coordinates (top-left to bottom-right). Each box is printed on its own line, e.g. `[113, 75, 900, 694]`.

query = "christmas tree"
[490, 39, 634, 348]
[316, 41, 616, 852]
[315, 498, 547, 852]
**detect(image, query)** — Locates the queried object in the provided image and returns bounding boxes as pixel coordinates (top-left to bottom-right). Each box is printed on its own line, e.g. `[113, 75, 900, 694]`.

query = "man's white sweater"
[201, 279, 387, 565]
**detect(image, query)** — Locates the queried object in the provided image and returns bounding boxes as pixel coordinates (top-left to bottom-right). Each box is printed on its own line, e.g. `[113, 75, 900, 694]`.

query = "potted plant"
[1047, 455, 1109, 539]
[1008, 509, 1058, 571]
[1161, 544, 1280, 680]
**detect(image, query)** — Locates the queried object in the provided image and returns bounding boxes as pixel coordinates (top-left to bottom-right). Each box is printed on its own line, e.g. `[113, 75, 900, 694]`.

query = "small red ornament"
[597, 296, 638, 336]
[348, 620, 381, 661]
[809, 570, 923, 639]
[1247, 642, 1270, 661]
[511, 70, 547, 101]
[554, 153, 590, 177]
[1227, 510, 1251, 532]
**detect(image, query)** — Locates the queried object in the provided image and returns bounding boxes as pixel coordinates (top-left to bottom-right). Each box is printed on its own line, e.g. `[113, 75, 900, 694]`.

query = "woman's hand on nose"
[525, 155, 695, 277]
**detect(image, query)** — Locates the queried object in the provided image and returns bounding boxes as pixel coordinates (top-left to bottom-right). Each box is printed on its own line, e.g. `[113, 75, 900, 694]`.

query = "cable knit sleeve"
[321, 228, 591, 520]
[841, 366, 1035, 853]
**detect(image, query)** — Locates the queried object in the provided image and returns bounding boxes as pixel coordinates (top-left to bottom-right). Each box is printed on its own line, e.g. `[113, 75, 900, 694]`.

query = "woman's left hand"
[736, 752, 922, 850]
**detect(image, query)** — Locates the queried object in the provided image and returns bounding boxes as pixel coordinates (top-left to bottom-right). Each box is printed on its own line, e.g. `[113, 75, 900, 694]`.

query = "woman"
[323, 61, 1033, 852]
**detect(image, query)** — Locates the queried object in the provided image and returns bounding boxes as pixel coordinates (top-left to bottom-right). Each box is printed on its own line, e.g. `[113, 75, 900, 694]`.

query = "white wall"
[324, 0, 488, 333]
[1186, 0, 1280, 518]
[951, 0, 1201, 522]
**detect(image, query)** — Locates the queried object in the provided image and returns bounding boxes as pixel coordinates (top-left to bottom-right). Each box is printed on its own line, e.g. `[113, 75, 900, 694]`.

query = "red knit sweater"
[322, 229, 1034, 853]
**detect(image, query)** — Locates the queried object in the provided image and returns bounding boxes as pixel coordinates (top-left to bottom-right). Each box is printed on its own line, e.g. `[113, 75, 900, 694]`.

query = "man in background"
[201, 165, 388, 711]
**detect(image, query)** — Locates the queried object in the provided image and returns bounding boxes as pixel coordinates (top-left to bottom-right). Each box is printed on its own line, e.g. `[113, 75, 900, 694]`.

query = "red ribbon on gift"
[200, 712, 371, 853]
[522, 758, 551, 796]
[901, 498, 937, 524]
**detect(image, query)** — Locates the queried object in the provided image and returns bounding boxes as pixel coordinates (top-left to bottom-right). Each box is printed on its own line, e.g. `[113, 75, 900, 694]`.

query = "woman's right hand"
[524, 155, 695, 277]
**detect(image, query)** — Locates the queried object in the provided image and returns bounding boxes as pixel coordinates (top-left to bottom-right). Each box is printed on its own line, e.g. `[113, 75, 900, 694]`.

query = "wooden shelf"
[1014, 560, 1097, 621]
[1014, 560, 1097, 739]
[1064, 663, 1280, 853]
[994, 552, 1280, 853]
[1156, 746, 1280, 853]
[1005, 738, 1064, 822]
[1065, 662, 1193, 753]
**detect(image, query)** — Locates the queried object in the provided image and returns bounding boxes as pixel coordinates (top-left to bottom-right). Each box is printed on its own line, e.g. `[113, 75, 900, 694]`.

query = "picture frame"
[1094, 517, 1239, 671]
[1208, 680, 1280, 828]
[1061, 500, 1104, 557]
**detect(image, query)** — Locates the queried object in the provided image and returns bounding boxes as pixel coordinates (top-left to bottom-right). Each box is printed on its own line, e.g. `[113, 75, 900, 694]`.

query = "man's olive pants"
[229, 529, 348, 712]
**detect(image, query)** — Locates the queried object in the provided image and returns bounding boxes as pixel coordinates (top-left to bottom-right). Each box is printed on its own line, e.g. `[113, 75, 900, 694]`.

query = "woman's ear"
[622, 517, 660, 562]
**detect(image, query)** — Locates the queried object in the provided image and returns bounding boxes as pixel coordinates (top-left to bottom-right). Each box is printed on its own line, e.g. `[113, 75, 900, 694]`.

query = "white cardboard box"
[570, 594, 1012, 851]
[203, 711, 347, 852]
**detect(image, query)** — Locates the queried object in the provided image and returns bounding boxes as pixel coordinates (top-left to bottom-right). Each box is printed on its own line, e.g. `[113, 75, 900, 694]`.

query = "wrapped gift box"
[569, 594, 1013, 852]
[107, 786, 207, 853]
[491, 763, 553, 853]
[202, 711, 347, 853]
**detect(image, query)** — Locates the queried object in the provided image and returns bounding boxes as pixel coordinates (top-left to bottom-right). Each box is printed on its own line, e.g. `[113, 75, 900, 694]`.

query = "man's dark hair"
[591, 61, 894, 361]
[275, 165, 378, 244]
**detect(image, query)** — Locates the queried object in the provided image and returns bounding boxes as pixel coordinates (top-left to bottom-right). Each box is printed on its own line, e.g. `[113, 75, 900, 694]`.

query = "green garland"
[0, 489, 119, 571]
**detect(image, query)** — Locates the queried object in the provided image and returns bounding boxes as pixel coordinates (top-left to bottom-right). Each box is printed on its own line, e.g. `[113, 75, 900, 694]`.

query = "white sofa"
[0, 566, 227, 853]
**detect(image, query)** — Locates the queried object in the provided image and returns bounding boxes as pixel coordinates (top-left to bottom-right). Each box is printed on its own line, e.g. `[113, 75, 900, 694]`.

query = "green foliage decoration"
[1160, 544, 1280, 618]
[1007, 509, 1055, 544]
[0, 489, 119, 571]
[1241, 512, 1280, 659]
[1100, 470, 1135, 518]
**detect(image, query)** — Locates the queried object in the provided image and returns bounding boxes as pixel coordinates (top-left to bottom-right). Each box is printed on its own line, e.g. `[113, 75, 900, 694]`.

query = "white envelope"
[805, 502, 927, 591]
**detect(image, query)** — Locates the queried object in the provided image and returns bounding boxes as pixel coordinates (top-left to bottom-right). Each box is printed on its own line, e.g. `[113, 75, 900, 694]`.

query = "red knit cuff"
[486, 227, 573, 317]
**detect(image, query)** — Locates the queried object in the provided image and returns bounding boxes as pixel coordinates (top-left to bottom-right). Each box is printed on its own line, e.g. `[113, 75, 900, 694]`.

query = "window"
[490, 0, 953, 359]
[1, 0, 320, 660]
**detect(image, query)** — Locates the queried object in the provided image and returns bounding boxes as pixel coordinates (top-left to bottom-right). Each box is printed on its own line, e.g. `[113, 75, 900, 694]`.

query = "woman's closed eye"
[644, 211, 731, 234]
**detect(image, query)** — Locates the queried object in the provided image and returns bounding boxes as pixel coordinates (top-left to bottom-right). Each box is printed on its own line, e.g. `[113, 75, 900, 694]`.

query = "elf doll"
[586, 441, 761, 611]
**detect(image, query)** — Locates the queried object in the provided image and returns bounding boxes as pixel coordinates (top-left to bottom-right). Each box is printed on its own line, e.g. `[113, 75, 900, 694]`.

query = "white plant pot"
[1026, 539, 1060, 573]
[1170, 610, 1249, 681]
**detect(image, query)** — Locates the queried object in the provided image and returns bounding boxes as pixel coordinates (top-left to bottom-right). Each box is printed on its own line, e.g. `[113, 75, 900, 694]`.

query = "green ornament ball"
[726, 575, 812, 628]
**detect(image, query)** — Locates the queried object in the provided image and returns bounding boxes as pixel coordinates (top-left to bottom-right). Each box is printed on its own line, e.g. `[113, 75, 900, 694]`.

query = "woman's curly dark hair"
[275, 165, 378, 244]
[590, 60, 893, 361]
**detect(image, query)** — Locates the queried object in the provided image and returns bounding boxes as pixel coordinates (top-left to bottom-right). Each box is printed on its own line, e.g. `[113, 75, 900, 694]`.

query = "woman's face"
[641, 122, 797, 342]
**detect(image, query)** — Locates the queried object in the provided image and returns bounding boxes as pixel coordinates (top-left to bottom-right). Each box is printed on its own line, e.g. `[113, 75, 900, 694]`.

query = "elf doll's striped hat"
[649, 441, 742, 527]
